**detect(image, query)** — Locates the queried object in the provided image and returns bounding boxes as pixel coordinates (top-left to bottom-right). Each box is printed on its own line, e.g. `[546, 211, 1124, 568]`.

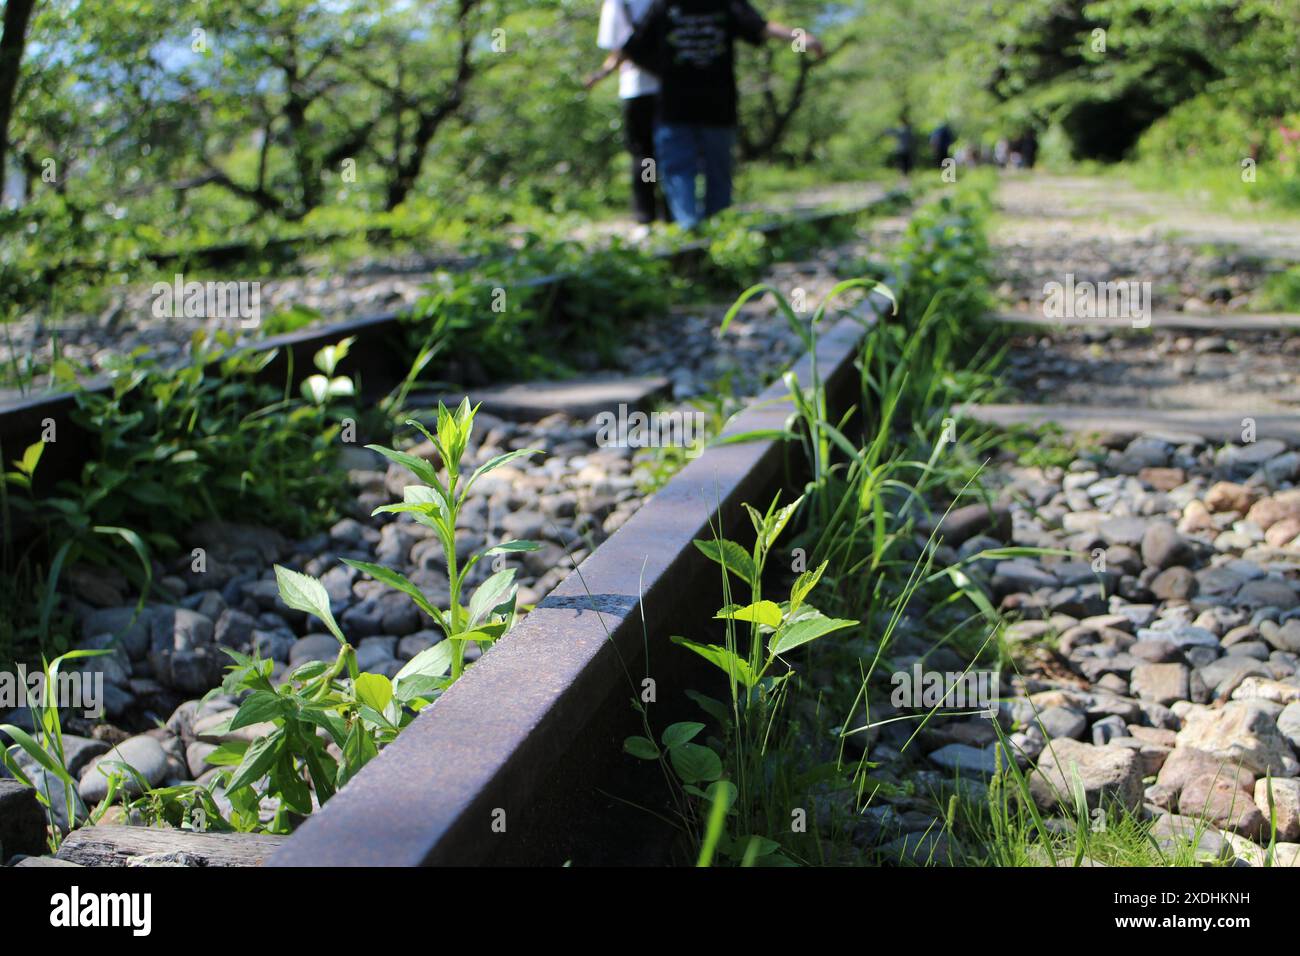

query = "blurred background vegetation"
[0, 0, 1298, 315]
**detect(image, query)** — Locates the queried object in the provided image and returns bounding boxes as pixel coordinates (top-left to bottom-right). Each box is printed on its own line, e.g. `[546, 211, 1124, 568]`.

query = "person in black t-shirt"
[615, 1, 823, 229]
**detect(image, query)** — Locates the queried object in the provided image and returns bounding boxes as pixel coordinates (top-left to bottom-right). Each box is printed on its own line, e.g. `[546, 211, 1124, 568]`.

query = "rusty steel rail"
[268, 294, 888, 867]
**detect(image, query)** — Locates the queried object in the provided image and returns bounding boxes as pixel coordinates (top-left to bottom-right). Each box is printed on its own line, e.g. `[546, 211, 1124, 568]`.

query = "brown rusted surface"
[269, 301, 879, 867]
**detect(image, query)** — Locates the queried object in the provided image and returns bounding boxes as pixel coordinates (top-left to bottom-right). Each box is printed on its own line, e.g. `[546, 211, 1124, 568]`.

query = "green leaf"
[768, 613, 857, 658]
[342, 559, 443, 625]
[467, 448, 541, 491]
[15, 440, 43, 478]
[693, 538, 757, 586]
[662, 722, 705, 749]
[354, 673, 393, 714]
[274, 565, 346, 643]
[789, 560, 829, 614]
[467, 568, 516, 627]
[624, 736, 660, 760]
[0, 724, 77, 789]
[670, 636, 757, 687]
[670, 743, 722, 784]
[394, 641, 454, 687]
[229, 691, 285, 730]
[761, 497, 803, 551]
[715, 600, 783, 628]
[365, 444, 438, 487]
[225, 728, 284, 792]
[481, 539, 541, 556]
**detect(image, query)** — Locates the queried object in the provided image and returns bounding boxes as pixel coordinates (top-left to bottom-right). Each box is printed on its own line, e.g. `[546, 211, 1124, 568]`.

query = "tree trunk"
[0, 0, 36, 184]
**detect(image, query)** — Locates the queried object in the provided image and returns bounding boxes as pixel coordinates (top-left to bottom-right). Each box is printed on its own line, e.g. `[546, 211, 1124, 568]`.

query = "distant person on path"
[889, 113, 915, 176]
[586, 0, 667, 230]
[607, 0, 823, 230]
[929, 121, 954, 168]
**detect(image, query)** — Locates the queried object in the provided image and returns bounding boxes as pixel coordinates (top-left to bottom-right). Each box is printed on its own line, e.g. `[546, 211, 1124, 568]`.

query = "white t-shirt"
[596, 0, 661, 99]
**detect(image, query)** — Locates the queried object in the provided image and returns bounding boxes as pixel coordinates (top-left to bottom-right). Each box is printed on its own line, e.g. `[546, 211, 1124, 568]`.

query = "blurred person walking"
[612, 0, 823, 230]
[586, 0, 668, 230]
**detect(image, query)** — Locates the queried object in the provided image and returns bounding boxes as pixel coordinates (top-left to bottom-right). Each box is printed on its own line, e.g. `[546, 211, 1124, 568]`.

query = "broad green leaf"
[624, 736, 660, 760]
[301, 374, 330, 404]
[229, 691, 285, 730]
[273, 565, 346, 644]
[342, 559, 442, 624]
[715, 600, 783, 628]
[365, 443, 438, 487]
[768, 613, 858, 658]
[16, 440, 43, 478]
[225, 729, 284, 792]
[670, 636, 756, 688]
[394, 641, 454, 685]
[467, 568, 516, 627]
[670, 743, 722, 784]
[693, 538, 756, 586]
[662, 722, 705, 749]
[481, 539, 541, 555]
[789, 560, 829, 614]
[354, 673, 393, 713]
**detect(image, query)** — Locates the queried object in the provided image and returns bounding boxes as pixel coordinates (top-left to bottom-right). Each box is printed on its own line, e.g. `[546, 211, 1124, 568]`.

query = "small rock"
[78, 736, 169, 802]
[1254, 778, 1300, 842]
[1028, 738, 1143, 813]
[1129, 663, 1191, 706]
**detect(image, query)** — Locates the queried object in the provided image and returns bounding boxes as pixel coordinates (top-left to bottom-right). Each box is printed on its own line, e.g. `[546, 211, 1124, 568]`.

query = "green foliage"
[1, 337, 357, 665]
[0, 649, 119, 850]
[117, 399, 536, 833]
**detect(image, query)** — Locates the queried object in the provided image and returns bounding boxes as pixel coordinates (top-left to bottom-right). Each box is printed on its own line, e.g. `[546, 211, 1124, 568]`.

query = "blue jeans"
[653, 124, 735, 230]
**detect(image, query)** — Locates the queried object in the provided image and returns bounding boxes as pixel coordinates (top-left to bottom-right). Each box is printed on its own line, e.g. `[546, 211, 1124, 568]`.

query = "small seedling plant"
[624, 494, 857, 864]
[172, 399, 540, 832]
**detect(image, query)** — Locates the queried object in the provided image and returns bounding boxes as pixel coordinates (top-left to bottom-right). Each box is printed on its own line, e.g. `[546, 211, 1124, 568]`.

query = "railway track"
[0, 196, 894, 493]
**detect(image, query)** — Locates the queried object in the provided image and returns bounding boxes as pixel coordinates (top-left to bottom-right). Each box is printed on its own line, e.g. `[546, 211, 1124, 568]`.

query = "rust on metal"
[269, 300, 882, 867]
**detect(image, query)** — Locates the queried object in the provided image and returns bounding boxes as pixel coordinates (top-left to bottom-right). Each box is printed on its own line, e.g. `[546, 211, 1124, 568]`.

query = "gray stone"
[78, 736, 169, 802]
[252, 629, 294, 662]
[1130, 663, 1191, 706]
[1037, 705, 1088, 740]
[80, 607, 153, 660]
[214, 608, 257, 649]
[1199, 657, 1272, 700]
[1091, 714, 1130, 745]
[1277, 701, 1300, 751]
[1237, 579, 1300, 611]
[927, 743, 1000, 776]
[289, 634, 341, 666]
[1149, 813, 1235, 863]
[1141, 522, 1192, 571]
[149, 607, 214, 652]
[933, 503, 1012, 547]
[1150, 566, 1197, 601]
[1029, 739, 1143, 813]
[0, 779, 48, 859]
[397, 630, 441, 659]
[1260, 619, 1300, 654]
[1175, 700, 1300, 777]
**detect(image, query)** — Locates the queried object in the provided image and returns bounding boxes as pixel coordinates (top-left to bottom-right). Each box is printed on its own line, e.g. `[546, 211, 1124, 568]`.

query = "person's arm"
[584, 49, 625, 90]
[764, 20, 824, 58]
